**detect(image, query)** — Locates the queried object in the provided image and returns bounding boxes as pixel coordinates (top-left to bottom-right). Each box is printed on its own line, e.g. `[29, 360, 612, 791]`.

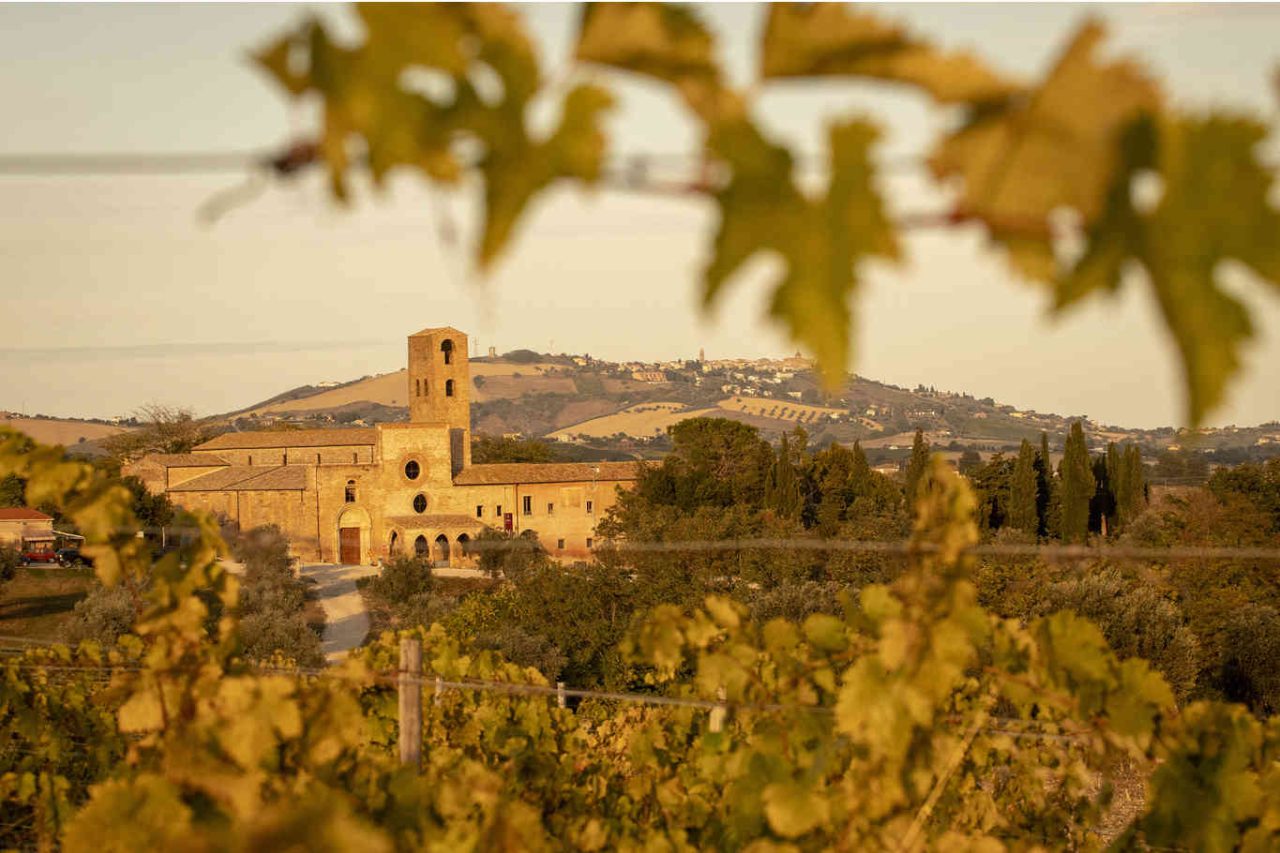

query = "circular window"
[413, 493, 427, 514]
[404, 460, 420, 480]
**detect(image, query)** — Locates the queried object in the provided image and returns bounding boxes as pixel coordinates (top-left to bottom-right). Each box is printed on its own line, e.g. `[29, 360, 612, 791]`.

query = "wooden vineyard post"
[557, 681, 567, 709]
[398, 637, 422, 768]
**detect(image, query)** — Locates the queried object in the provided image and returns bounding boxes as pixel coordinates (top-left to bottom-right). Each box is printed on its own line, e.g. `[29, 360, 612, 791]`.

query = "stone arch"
[433, 534, 450, 565]
[388, 530, 401, 557]
[413, 534, 428, 557]
[441, 338, 454, 364]
[456, 533, 472, 562]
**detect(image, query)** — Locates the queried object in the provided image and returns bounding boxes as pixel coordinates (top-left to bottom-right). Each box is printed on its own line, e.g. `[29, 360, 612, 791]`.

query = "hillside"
[220, 353, 1280, 462]
[0, 415, 130, 447]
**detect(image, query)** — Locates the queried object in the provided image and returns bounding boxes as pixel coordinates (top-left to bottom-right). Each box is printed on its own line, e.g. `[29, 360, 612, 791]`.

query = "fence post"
[398, 637, 422, 768]
[434, 674, 443, 706]
[709, 686, 726, 733]
[556, 681, 566, 709]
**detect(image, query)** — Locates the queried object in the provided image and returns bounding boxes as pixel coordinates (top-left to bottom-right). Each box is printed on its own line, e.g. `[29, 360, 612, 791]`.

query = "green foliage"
[1059, 421, 1094, 542]
[0, 542, 19, 586]
[234, 525, 323, 668]
[363, 555, 434, 604]
[1008, 439, 1039, 534]
[0, 473, 23, 508]
[1039, 566, 1202, 703]
[7, 427, 1280, 848]
[1208, 457, 1280, 534]
[903, 427, 929, 508]
[64, 583, 137, 647]
[470, 433, 553, 464]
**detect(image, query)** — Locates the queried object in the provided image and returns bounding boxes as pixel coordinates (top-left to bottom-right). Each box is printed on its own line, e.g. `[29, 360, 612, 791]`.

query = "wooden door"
[339, 527, 361, 565]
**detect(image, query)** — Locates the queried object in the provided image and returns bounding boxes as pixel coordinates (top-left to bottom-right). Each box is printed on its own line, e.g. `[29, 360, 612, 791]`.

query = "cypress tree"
[851, 440, 871, 494]
[904, 428, 930, 512]
[768, 432, 803, 519]
[1035, 431, 1054, 537]
[1009, 439, 1039, 534]
[1119, 445, 1147, 525]
[1060, 421, 1095, 543]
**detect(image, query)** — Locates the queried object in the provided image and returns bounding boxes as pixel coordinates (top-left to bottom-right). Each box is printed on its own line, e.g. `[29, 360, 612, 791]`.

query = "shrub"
[65, 585, 137, 647]
[1218, 604, 1280, 716]
[231, 525, 322, 667]
[0, 543, 20, 586]
[364, 556, 433, 603]
[1040, 567, 1202, 703]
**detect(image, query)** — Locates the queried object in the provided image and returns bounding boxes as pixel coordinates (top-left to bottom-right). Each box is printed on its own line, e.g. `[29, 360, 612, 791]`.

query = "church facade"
[125, 327, 639, 566]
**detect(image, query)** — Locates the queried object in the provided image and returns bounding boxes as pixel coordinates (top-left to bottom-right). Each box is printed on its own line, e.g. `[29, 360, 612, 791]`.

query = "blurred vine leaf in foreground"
[252, 2, 1279, 424]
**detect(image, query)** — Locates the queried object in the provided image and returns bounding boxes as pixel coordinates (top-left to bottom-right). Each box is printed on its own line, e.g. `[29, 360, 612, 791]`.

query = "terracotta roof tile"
[384, 514, 484, 528]
[0, 508, 53, 521]
[169, 466, 308, 492]
[452, 461, 640, 486]
[196, 428, 376, 451]
[140, 453, 228, 467]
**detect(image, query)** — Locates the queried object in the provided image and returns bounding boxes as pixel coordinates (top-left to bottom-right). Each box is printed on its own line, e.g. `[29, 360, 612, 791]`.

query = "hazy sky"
[2, 3, 1278, 427]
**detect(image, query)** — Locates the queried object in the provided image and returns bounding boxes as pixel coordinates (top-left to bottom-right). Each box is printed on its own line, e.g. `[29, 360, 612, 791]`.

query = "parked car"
[55, 547, 93, 568]
[21, 544, 57, 565]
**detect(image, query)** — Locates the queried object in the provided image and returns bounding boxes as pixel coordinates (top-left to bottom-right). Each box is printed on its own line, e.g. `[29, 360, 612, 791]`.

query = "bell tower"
[407, 326, 471, 474]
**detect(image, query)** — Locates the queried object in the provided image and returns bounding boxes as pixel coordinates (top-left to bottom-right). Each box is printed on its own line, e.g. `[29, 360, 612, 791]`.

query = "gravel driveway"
[301, 563, 380, 664]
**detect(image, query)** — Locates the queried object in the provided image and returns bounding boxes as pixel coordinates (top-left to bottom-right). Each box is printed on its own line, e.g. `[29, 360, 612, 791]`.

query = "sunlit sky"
[2, 3, 1278, 427]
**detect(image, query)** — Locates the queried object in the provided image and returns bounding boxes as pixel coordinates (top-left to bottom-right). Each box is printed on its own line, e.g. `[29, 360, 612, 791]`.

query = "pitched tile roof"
[141, 453, 228, 467]
[452, 461, 641, 486]
[196, 428, 377, 451]
[168, 466, 308, 492]
[384, 514, 484, 529]
[0, 508, 53, 521]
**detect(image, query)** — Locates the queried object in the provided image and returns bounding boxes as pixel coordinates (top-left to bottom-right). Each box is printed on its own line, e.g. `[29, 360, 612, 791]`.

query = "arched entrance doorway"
[389, 531, 400, 558]
[433, 534, 450, 566]
[414, 535, 428, 557]
[336, 506, 371, 565]
[456, 533, 472, 564]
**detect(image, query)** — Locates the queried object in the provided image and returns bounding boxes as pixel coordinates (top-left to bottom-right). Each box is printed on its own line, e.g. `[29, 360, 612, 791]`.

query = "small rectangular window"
[557, 538, 565, 550]
[586, 500, 593, 515]
[353, 451, 358, 463]
[547, 502, 554, 515]
[586, 538, 593, 549]
[522, 496, 532, 514]
[475, 505, 483, 518]
[496, 504, 502, 517]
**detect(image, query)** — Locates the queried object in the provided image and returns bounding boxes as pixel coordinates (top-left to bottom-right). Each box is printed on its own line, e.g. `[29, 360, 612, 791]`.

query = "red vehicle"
[21, 540, 57, 565]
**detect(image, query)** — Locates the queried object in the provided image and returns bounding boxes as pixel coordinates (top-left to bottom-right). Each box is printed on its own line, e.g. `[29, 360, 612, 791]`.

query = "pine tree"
[1035, 431, 1054, 537]
[904, 428, 930, 512]
[1008, 439, 1039, 534]
[1060, 421, 1095, 543]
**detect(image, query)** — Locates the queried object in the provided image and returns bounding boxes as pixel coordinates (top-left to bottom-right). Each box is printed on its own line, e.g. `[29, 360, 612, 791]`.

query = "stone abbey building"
[126, 328, 638, 566]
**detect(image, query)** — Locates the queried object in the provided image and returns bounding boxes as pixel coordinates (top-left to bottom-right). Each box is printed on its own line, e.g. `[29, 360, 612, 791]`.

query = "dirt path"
[301, 563, 379, 664]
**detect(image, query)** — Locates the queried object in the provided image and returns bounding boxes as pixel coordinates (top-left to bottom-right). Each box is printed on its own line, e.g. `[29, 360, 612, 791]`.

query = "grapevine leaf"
[355, 3, 472, 75]
[703, 116, 898, 387]
[251, 33, 308, 96]
[1058, 115, 1280, 424]
[931, 21, 1159, 281]
[761, 3, 1018, 104]
[762, 778, 830, 838]
[576, 3, 719, 88]
[474, 83, 614, 268]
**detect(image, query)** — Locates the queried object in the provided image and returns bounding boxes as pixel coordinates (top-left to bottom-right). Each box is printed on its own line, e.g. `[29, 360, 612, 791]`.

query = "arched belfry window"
[441, 339, 453, 365]
[344, 480, 356, 503]
[445, 379, 455, 397]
